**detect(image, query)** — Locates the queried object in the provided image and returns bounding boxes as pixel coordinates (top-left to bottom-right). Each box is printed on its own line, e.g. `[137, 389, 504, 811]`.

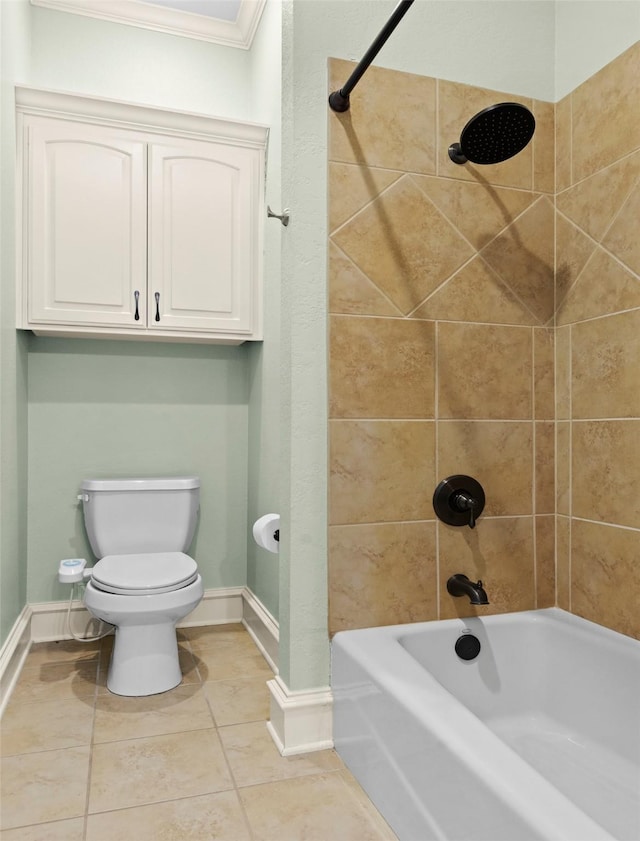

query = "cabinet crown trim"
[16, 86, 269, 149]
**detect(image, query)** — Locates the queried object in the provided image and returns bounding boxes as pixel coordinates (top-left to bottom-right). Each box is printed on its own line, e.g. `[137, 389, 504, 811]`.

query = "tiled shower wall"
[554, 42, 639, 639]
[327, 43, 639, 639]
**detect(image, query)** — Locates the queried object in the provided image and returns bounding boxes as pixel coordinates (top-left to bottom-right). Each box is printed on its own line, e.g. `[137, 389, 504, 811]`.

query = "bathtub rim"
[332, 608, 637, 841]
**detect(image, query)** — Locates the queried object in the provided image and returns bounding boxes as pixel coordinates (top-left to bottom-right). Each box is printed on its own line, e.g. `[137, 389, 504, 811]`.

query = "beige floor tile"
[25, 639, 101, 667]
[204, 676, 270, 726]
[193, 647, 273, 683]
[88, 728, 232, 814]
[0, 696, 94, 756]
[85, 791, 251, 841]
[93, 683, 214, 743]
[0, 746, 90, 830]
[240, 771, 398, 841]
[8, 659, 98, 704]
[0, 818, 85, 840]
[218, 721, 342, 788]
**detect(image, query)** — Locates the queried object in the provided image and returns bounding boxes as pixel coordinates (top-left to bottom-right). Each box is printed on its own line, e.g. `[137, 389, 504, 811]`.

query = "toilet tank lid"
[80, 476, 200, 492]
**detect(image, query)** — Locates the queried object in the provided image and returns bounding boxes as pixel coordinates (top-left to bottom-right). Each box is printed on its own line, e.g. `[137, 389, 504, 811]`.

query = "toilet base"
[107, 622, 182, 696]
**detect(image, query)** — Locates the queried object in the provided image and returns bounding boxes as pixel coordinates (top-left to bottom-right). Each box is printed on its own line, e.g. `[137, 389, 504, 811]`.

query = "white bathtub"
[332, 608, 640, 841]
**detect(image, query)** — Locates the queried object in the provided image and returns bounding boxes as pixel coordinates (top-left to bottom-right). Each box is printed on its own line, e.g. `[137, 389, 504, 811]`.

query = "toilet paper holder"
[252, 513, 281, 553]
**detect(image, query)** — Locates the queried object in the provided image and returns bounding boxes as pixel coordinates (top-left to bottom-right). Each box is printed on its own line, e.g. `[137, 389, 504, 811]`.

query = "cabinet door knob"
[155, 292, 160, 322]
[134, 290, 140, 321]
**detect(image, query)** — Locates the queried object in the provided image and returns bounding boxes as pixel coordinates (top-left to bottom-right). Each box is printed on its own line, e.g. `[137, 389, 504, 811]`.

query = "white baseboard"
[0, 605, 32, 717]
[242, 587, 279, 673]
[267, 674, 333, 755]
[0, 586, 274, 698]
[179, 586, 245, 627]
[27, 586, 246, 643]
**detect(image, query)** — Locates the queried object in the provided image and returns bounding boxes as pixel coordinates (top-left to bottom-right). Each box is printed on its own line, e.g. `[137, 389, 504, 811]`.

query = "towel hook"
[267, 205, 290, 227]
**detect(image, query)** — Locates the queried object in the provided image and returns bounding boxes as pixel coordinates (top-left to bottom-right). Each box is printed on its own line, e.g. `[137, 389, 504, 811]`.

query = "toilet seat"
[91, 552, 198, 596]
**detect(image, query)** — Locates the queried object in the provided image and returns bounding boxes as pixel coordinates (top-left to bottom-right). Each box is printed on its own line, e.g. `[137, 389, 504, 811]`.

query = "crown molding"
[30, 0, 267, 49]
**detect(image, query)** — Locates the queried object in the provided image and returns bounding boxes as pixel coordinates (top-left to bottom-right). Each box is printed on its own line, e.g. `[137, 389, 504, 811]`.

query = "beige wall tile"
[330, 316, 435, 419]
[438, 323, 532, 419]
[556, 422, 571, 516]
[329, 163, 402, 233]
[555, 94, 572, 191]
[556, 516, 571, 610]
[438, 517, 535, 619]
[332, 176, 474, 315]
[534, 328, 555, 420]
[329, 58, 436, 174]
[572, 310, 640, 419]
[555, 212, 596, 308]
[329, 242, 400, 317]
[329, 420, 435, 525]
[555, 325, 571, 419]
[533, 100, 555, 194]
[412, 175, 536, 249]
[556, 151, 640, 242]
[572, 42, 640, 182]
[602, 182, 640, 276]
[481, 198, 555, 324]
[437, 80, 533, 189]
[438, 421, 533, 516]
[572, 420, 640, 528]
[329, 521, 437, 633]
[572, 520, 640, 639]
[535, 422, 555, 514]
[413, 258, 535, 325]
[556, 247, 640, 325]
[535, 515, 556, 609]
[326, 50, 638, 637]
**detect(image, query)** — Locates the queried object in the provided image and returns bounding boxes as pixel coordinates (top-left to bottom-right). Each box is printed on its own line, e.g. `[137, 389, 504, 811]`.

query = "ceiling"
[141, 0, 243, 23]
[30, 0, 266, 48]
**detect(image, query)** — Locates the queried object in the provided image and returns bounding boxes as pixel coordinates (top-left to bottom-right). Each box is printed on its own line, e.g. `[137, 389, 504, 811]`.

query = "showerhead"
[448, 102, 535, 165]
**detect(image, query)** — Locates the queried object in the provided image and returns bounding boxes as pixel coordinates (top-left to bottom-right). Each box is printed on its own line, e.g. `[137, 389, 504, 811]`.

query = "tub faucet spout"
[447, 574, 489, 605]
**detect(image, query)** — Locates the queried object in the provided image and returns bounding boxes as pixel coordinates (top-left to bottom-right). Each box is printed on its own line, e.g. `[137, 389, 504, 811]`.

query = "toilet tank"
[80, 477, 200, 558]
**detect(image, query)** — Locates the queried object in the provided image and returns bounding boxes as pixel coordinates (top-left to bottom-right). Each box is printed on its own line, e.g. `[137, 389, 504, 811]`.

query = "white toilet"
[80, 476, 204, 696]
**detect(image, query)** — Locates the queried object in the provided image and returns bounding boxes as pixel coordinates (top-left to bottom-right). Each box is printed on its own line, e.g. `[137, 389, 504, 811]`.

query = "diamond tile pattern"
[328, 42, 640, 639]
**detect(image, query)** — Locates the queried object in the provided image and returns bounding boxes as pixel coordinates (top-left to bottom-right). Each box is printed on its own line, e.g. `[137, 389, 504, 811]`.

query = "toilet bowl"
[84, 573, 204, 696]
[79, 477, 203, 696]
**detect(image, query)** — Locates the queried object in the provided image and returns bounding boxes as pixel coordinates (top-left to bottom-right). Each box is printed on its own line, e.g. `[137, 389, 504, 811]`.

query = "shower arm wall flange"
[328, 0, 415, 113]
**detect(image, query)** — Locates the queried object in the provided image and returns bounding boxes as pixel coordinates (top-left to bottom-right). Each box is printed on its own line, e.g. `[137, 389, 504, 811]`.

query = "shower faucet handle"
[451, 491, 478, 529]
[433, 475, 486, 529]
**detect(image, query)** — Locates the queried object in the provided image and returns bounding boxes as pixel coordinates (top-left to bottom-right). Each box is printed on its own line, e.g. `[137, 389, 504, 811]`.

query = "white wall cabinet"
[16, 87, 268, 344]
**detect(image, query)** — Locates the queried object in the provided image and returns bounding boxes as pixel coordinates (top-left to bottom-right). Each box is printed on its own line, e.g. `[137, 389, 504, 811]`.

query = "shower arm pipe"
[328, 0, 415, 112]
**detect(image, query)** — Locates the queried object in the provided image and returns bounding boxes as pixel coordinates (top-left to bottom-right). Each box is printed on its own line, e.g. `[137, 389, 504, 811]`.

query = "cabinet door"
[148, 138, 261, 335]
[25, 117, 147, 327]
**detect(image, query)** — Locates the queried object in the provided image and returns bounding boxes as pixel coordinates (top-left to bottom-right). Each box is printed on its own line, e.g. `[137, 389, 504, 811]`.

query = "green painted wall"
[27, 338, 249, 603]
[246, 0, 282, 621]
[0, 0, 30, 647]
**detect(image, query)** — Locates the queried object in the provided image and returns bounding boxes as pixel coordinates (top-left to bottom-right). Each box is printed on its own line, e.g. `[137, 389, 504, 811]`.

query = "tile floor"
[0, 624, 397, 840]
